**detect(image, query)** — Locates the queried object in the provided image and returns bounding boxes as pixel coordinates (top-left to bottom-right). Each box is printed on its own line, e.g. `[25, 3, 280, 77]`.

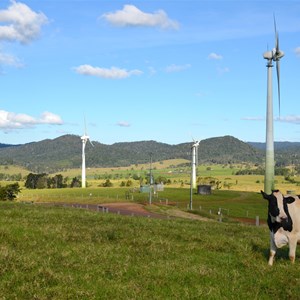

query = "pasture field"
[1, 162, 299, 194]
[18, 187, 266, 219]
[53, 162, 300, 193]
[17, 185, 296, 223]
[1, 202, 300, 299]
[0, 165, 29, 176]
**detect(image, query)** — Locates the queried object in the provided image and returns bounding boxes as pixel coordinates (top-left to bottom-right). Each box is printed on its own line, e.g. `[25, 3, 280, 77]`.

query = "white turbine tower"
[263, 17, 284, 194]
[189, 139, 200, 210]
[191, 140, 200, 189]
[81, 119, 93, 188]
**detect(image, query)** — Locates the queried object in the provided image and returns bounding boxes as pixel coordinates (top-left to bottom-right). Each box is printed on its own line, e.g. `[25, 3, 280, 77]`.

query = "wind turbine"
[191, 140, 200, 189]
[189, 139, 200, 210]
[263, 16, 284, 194]
[81, 118, 94, 188]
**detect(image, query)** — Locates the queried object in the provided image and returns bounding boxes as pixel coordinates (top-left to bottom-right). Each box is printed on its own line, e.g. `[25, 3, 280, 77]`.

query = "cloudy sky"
[0, 0, 300, 145]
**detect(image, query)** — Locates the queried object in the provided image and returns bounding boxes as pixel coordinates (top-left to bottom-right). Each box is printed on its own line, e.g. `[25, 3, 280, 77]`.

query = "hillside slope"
[0, 135, 299, 172]
[0, 135, 265, 172]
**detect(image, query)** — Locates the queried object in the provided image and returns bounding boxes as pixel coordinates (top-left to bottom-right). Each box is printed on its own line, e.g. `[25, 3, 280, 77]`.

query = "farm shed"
[197, 185, 211, 195]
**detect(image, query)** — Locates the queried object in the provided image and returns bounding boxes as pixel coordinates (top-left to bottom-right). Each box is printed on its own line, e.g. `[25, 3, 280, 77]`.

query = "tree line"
[25, 173, 81, 189]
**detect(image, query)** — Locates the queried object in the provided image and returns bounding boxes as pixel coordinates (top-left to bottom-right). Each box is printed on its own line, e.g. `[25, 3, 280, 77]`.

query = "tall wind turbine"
[189, 139, 200, 210]
[81, 118, 93, 188]
[263, 17, 284, 194]
[191, 140, 200, 189]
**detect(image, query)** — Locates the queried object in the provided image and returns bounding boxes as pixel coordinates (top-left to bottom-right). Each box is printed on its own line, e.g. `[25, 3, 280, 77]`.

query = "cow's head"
[261, 190, 295, 231]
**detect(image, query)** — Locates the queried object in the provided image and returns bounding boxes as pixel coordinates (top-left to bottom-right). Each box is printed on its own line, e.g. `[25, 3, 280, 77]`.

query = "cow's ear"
[261, 190, 269, 200]
[285, 196, 296, 204]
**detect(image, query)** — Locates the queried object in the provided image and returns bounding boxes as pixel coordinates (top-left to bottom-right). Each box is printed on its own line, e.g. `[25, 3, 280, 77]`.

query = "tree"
[48, 174, 65, 188]
[0, 183, 21, 201]
[25, 173, 48, 189]
[70, 177, 81, 188]
[36, 176, 48, 189]
[101, 179, 113, 187]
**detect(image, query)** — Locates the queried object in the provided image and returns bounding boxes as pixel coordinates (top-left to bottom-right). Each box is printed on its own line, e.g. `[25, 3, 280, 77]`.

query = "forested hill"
[0, 134, 298, 172]
[248, 141, 300, 167]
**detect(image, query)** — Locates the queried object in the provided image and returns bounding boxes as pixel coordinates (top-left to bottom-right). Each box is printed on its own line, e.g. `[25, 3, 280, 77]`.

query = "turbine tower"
[263, 17, 284, 194]
[191, 140, 200, 189]
[81, 119, 93, 188]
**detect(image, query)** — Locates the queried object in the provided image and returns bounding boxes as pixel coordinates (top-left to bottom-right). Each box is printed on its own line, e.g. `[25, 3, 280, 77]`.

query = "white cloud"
[0, 110, 63, 130]
[0, 0, 48, 44]
[217, 66, 230, 75]
[208, 52, 223, 60]
[39, 112, 63, 124]
[0, 51, 23, 67]
[242, 115, 300, 124]
[295, 47, 300, 58]
[242, 116, 264, 121]
[117, 121, 131, 127]
[277, 115, 300, 124]
[102, 4, 179, 30]
[165, 64, 191, 73]
[74, 64, 143, 79]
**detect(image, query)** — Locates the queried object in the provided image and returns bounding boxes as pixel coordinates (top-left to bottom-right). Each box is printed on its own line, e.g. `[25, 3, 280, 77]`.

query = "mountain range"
[0, 135, 299, 172]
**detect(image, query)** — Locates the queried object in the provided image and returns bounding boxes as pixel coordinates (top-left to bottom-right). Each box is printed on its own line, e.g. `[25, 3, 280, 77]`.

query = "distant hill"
[0, 143, 18, 149]
[249, 141, 300, 166]
[0, 134, 299, 172]
[249, 141, 300, 151]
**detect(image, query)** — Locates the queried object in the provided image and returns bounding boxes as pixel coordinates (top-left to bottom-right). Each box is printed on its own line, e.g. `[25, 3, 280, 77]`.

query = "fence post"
[256, 216, 260, 226]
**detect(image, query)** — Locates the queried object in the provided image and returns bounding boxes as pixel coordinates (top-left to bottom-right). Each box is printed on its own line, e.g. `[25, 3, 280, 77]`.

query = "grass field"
[1, 162, 300, 298]
[1, 202, 300, 299]
[1, 161, 299, 194]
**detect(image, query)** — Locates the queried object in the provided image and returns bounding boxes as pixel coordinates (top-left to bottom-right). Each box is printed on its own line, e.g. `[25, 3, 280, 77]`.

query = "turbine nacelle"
[263, 51, 273, 60]
[263, 49, 284, 61]
[273, 49, 284, 60]
[81, 134, 90, 142]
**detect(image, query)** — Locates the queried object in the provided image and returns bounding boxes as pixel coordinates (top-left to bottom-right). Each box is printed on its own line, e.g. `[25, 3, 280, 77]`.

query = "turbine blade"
[276, 60, 281, 117]
[89, 139, 94, 147]
[84, 116, 87, 135]
[273, 14, 278, 50]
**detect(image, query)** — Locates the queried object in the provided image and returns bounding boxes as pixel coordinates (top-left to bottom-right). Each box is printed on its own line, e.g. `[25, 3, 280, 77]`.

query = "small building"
[140, 185, 150, 193]
[197, 185, 211, 195]
[154, 183, 164, 192]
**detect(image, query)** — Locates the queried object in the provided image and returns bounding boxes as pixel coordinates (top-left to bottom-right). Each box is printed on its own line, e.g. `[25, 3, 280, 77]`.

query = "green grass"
[18, 187, 267, 221]
[1, 202, 300, 299]
[1, 162, 300, 194]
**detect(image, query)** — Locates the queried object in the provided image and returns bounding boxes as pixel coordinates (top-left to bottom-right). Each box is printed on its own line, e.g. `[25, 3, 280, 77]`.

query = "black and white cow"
[261, 190, 300, 265]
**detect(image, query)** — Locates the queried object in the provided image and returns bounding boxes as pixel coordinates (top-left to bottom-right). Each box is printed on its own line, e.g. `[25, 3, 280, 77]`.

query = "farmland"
[1, 161, 300, 298]
[1, 161, 299, 219]
[1, 202, 300, 299]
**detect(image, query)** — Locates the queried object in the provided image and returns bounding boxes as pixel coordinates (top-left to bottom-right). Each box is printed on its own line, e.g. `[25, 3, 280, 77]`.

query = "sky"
[0, 0, 300, 146]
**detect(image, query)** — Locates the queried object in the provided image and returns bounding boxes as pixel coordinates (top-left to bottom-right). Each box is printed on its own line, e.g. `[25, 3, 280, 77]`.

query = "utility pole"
[189, 149, 193, 210]
[149, 153, 153, 205]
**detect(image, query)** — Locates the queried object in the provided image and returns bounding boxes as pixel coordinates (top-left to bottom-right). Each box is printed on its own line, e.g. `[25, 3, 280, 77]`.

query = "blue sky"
[0, 0, 300, 145]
